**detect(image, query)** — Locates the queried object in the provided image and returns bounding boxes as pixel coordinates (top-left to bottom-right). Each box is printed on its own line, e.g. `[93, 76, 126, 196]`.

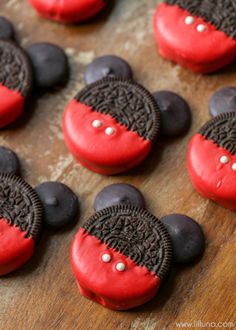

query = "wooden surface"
[0, 1, 236, 329]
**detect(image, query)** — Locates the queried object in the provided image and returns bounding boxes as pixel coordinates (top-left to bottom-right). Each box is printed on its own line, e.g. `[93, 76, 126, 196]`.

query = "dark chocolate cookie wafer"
[71, 205, 172, 310]
[209, 87, 236, 117]
[188, 112, 236, 211]
[0, 40, 32, 128]
[0, 173, 43, 275]
[0, 146, 20, 175]
[63, 77, 160, 175]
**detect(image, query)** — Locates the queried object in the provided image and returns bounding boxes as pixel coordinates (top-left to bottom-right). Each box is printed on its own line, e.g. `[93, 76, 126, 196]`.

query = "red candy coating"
[63, 100, 152, 175]
[71, 228, 160, 310]
[187, 134, 236, 211]
[0, 219, 35, 276]
[153, 3, 236, 73]
[0, 84, 24, 128]
[29, 0, 107, 24]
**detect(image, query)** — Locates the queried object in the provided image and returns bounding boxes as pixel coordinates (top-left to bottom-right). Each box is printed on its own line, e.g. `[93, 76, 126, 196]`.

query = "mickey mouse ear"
[35, 181, 79, 229]
[153, 91, 192, 137]
[0, 16, 15, 41]
[160, 214, 205, 264]
[26, 42, 69, 89]
[0, 146, 21, 175]
[208, 87, 236, 117]
[93, 183, 146, 212]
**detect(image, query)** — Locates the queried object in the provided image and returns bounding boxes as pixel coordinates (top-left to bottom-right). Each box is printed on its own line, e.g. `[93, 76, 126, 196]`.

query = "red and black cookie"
[0, 173, 42, 276]
[187, 112, 236, 211]
[29, 0, 108, 24]
[0, 40, 32, 128]
[71, 205, 172, 310]
[154, 0, 236, 73]
[63, 77, 160, 175]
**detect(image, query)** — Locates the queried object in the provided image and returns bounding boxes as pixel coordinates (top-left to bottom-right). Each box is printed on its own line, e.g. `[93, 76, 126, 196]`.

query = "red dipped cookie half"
[0, 40, 32, 128]
[63, 78, 160, 175]
[187, 112, 236, 211]
[154, 0, 236, 73]
[0, 173, 42, 275]
[29, 0, 108, 24]
[71, 205, 172, 310]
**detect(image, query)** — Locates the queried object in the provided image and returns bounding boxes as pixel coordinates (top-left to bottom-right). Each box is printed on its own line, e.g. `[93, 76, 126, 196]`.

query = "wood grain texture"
[0, 1, 235, 329]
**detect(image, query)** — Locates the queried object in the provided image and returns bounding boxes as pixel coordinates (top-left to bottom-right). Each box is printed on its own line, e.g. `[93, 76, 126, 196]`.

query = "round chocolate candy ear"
[35, 181, 79, 229]
[160, 214, 205, 264]
[26, 43, 69, 89]
[93, 183, 146, 212]
[0, 16, 15, 40]
[153, 91, 192, 137]
[84, 55, 133, 85]
[208, 87, 236, 117]
[0, 146, 21, 175]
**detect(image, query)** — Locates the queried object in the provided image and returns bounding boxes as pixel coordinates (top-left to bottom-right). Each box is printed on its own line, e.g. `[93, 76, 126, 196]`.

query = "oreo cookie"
[154, 0, 236, 73]
[63, 77, 160, 175]
[84, 55, 133, 85]
[187, 112, 236, 210]
[0, 40, 32, 128]
[29, 0, 107, 23]
[71, 205, 172, 310]
[0, 173, 42, 275]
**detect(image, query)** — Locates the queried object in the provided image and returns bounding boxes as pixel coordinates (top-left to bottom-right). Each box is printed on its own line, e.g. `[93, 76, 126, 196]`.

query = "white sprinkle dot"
[185, 16, 195, 25]
[102, 254, 111, 263]
[105, 127, 115, 135]
[232, 163, 236, 171]
[197, 24, 206, 32]
[220, 155, 229, 164]
[92, 120, 102, 128]
[116, 262, 126, 272]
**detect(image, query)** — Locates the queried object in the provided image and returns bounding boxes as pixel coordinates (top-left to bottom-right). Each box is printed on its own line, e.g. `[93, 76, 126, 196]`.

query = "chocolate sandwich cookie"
[63, 77, 160, 175]
[35, 181, 79, 229]
[71, 205, 172, 310]
[160, 214, 205, 263]
[187, 112, 236, 211]
[209, 87, 236, 117]
[0, 16, 15, 40]
[26, 43, 69, 88]
[0, 40, 32, 128]
[29, 0, 108, 24]
[0, 146, 20, 175]
[153, 91, 191, 137]
[0, 173, 42, 276]
[154, 0, 236, 73]
[94, 183, 145, 211]
[84, 55, 133, 85]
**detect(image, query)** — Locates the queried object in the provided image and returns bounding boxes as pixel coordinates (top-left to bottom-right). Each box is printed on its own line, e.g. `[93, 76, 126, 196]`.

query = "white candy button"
[232, 163, 236, 171]
[105, 127, 115, 135]
[197, 24, 206, 32]
[92, 120, 102, 128]
[185, 16, 195, 25]
[102, 254, 111, 263]
[220, 155, 229, 164]
[116, 262, 126, 272]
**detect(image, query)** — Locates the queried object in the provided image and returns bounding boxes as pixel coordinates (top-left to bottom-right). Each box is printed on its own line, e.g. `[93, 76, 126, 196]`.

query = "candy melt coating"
[29, 0, 107, 23]
[187, 134, 236, 211]
[63, 102, 151, 175]
[71, 229, 160, 310]
[153, 3, 236, 73]
[0, 219, 34, 276]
